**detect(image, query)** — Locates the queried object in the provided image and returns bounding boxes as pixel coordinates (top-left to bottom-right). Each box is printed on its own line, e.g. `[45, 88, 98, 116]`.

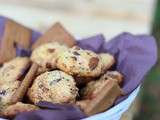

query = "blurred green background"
[135, 1, 160, 120]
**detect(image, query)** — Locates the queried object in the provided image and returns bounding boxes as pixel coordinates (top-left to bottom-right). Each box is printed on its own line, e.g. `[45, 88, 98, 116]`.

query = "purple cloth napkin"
[0, 16, 157, 120]
[14, 102, 86, 120]
[0, 16, 5, 41]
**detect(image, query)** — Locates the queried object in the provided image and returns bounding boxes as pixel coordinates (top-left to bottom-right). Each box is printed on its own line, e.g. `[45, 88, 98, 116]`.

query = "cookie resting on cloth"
[27, 70, 78, 104]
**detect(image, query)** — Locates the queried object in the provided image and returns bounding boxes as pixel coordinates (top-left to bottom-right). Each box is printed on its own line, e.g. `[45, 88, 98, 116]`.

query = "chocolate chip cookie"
[31, 42, 68, 74]
[28, 70, 78, 104]
[0, 81, 21, 110]
[56, 46, 103, 78]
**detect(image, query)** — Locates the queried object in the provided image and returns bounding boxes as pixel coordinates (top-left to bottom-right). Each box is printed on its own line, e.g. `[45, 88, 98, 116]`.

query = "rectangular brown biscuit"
[32, 22, 76, 49]
[0, 19, 32, 64]
[76, 79, 123, 116]
[11, 63, 38, 104]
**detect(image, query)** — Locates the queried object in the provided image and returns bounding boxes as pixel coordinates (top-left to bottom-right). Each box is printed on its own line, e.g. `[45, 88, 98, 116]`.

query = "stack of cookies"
[0, 20, 123, 119]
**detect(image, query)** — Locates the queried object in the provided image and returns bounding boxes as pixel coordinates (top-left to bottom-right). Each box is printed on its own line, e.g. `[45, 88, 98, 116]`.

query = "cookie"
[1, 102, 39, 118]
[28, 70, 78, 104]
[80, 71, 123, 99]
[99, 53, 115, 73]
[32, 22, 76, 49]
[31, 42, 68, 74]
[0, 81, 21, 110]
[56, 46, 103, 78]
[0, 57, 30, 84]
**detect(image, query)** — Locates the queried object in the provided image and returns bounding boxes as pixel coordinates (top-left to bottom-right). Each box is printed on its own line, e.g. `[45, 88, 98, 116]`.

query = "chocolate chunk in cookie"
[89, 57, 99, 70]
